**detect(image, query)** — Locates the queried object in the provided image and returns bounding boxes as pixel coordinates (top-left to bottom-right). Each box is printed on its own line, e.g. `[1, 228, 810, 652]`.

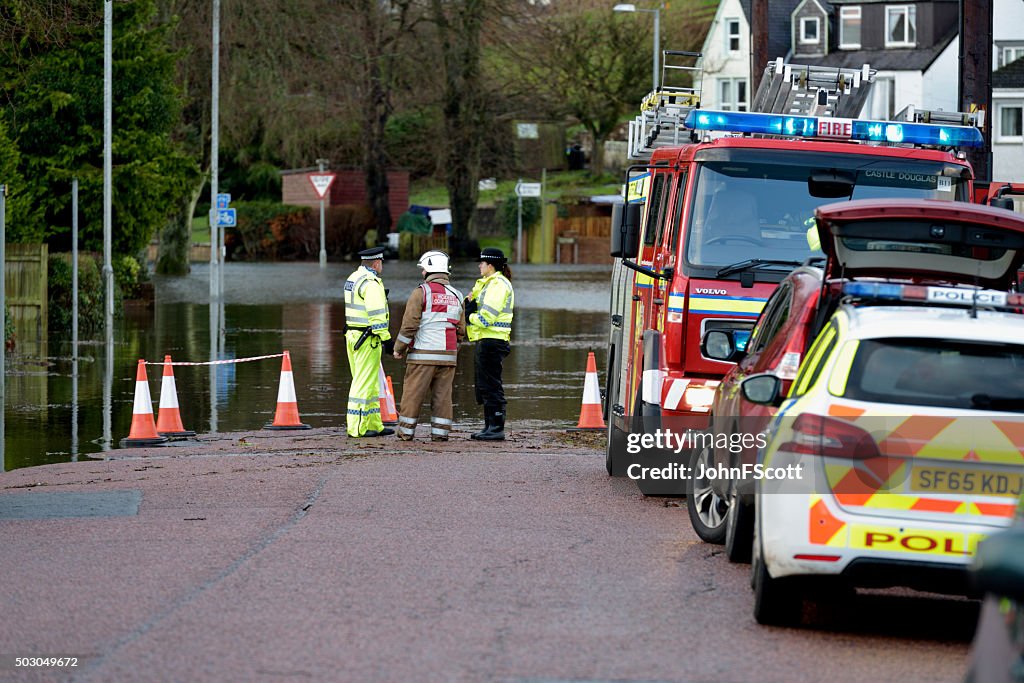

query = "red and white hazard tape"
[144, 353, 286, 367]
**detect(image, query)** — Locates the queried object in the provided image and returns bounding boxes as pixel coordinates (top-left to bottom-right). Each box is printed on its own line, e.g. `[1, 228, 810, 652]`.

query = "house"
[698, 0, 1024, 181]
[993, 57, 1024, 182]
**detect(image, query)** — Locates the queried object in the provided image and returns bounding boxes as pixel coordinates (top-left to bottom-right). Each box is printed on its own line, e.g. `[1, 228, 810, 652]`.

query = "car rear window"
[843, 338, 1024, 412]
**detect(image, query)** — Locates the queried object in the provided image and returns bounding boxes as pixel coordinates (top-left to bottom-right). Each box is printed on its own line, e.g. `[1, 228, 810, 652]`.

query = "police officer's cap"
[359, 246, 386, 260]
[479, 247, 507, 266]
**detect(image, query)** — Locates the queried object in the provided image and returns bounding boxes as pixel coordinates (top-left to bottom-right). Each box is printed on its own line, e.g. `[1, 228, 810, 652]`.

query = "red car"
[686, 261, 824, 560]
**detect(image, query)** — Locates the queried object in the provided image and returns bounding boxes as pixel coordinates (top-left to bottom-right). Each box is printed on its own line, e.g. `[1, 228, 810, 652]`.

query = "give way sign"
[308, 173, 336, 199]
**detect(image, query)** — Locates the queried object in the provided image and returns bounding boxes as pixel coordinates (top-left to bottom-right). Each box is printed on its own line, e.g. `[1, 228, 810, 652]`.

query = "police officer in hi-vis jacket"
[465, 247, 515, 441]
[391, 250, 467, 442]
[343, 246, 394, 437]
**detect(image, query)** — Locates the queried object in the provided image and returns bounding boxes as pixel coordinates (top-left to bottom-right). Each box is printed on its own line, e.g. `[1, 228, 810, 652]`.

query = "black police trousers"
[474, 338, 511, 411]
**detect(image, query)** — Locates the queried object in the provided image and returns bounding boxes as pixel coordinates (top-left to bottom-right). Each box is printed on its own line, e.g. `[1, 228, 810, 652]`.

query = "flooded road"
[2, 261, 612, 471]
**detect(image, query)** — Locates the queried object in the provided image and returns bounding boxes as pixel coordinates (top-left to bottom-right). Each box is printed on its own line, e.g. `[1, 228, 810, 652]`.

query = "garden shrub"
[48, 253, 105, 338]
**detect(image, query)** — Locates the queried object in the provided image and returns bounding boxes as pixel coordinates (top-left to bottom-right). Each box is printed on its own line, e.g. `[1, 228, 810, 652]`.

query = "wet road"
[0, 430, 975, 682]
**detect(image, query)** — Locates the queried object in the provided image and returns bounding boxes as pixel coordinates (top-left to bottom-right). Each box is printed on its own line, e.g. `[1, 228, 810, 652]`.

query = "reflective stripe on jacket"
[394, 274, 466, 365]
[467, 272, 514, 342]
[344, 266, 391, 340]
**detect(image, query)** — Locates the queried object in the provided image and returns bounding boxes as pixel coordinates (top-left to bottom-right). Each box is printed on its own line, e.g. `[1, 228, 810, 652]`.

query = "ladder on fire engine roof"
[750, 57, 876, 117]
[895, 103, 986, 131]
[627, 50, 703, 160]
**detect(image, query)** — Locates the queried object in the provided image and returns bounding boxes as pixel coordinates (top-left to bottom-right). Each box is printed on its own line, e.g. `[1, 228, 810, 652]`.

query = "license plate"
[911, 466, 1024, 497]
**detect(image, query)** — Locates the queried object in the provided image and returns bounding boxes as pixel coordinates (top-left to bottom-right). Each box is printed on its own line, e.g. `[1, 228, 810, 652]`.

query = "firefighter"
[391, 250, 466, 441]
[465, 247, 515, 441]
[343, 246, 394, 438]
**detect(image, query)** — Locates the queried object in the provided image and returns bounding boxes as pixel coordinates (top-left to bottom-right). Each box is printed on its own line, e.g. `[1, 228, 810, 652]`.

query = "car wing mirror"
[740, 374, 782, 405]
[702, 329, 749, 363]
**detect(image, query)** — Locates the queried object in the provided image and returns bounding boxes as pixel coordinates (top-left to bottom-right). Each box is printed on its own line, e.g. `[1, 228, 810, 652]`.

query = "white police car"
[737, 199, 1024, 626]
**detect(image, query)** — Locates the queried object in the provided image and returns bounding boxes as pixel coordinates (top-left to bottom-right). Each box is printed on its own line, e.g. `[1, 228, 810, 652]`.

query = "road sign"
[515, 182, 542, 198]
[216, 193, 231, 209]
[308, 173, 336, 199]
[215, 208, 236, 227]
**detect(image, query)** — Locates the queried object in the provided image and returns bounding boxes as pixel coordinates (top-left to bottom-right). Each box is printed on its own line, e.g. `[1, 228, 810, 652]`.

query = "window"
[643, 174, 667, 247]
[844, 339, 1024, 411]
[886, 5, 916, 47]
[726, 18, 741, 52]
[866, 77, 895, 120]
[1000, 45, 1024, 68]
[839, 6, 861, 49]
[719, 78, 748, 111]
[800, 17, 820, 44]
[748, 285, 793, 354]
[997, 104, 1023, 142]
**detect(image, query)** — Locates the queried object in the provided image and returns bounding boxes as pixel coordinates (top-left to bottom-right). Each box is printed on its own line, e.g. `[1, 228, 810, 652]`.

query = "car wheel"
[686, 444, 728, 544]
[752, 537, 801, 627]
[724, 492, 754, 563]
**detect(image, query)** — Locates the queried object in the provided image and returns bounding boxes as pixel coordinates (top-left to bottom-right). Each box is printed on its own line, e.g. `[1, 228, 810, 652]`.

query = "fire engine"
[605, 53, 992, 486]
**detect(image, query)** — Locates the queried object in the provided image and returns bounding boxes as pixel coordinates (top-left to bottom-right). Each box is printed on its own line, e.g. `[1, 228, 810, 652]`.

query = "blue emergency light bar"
[683, 110, 984, 148]
[842, 282, 1023, 308]
[734, 330, 751, 352]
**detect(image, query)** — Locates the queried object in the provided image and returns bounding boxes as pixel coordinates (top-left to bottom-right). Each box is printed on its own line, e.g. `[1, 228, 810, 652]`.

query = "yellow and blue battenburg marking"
[627, 172, 651, 204]
[667, 292, 686, 312]
[688, 294, 767, 318]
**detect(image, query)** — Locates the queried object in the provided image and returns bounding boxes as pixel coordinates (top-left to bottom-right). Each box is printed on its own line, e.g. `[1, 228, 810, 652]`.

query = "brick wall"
[280, 168, 409, 230]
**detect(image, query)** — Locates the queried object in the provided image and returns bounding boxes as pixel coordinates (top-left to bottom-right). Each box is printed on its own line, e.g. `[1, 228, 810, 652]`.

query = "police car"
[735, 199, 1024, 626]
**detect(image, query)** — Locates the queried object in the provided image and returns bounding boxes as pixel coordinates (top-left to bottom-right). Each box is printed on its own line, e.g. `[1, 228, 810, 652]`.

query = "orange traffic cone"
[120, 359, 169, 447]
[156, 355, 196, 437]
[265, 350, 311, 430]
[379, 366, 398, 425]
[570, 351, 606, 431]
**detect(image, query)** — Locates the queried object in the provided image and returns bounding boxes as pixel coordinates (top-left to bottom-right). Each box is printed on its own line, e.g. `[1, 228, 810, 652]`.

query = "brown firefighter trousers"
[397, 363, 457, 440]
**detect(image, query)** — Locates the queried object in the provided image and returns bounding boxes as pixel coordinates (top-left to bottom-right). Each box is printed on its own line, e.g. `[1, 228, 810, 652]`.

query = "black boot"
[476, 409, 505, 441]
[471, 406, 493, 440]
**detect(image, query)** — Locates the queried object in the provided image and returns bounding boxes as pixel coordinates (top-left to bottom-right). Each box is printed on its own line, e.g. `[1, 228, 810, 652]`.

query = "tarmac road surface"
[0, 428, 976, 682]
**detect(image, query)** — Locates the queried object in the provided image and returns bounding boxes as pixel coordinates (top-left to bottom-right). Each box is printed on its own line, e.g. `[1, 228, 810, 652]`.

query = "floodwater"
[1, 260, 613, 471]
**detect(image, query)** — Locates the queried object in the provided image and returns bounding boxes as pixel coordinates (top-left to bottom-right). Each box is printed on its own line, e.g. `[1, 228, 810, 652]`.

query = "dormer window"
[839, 6, 861, 49]
[800, 17, 820, 44]
[886, 5, 916, 47]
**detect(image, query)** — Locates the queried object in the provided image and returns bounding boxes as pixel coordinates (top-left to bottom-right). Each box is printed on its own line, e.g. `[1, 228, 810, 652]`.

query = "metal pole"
[103, 325, 112, 451]
[72, 178, 78, 460]
[516, 183, 523, 266]
[1, 185, 5, 468]
[72, 179, 79, 357]
[209, 0, 221, 301]
[103, 0, 113, 329]
[652, 7, 660, 92]
[318, 159, 327, 269]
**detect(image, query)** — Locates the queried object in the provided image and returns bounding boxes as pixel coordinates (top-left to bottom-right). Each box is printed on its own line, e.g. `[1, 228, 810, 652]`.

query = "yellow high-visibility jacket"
[344, 266, 391, 340]
[467, 271, 514, 342]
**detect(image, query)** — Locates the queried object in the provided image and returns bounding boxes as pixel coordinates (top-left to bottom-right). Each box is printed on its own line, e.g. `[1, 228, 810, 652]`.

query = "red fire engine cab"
[605, 55, 989, 484]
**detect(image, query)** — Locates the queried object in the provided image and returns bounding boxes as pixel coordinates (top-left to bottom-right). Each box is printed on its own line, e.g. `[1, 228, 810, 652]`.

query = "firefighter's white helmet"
[417, 250, 450, 274]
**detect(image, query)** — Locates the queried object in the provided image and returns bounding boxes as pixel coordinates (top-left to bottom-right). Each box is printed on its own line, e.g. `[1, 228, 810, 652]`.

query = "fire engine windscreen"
[686, 151, 968, 268]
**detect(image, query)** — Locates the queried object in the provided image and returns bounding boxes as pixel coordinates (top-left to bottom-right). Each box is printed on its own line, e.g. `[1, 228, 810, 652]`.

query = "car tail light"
[781, 413, 880, 459]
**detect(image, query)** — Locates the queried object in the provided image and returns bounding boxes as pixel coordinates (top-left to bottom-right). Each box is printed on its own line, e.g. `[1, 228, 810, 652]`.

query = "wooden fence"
[5, 243, 48, 344]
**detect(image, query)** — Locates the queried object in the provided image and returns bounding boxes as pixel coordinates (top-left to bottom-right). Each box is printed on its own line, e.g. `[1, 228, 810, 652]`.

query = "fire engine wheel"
[606, 422, 628, 477]
[724, 492, 754, 563]
[706, 235, 762, 246]
[686, 444, 728, 544]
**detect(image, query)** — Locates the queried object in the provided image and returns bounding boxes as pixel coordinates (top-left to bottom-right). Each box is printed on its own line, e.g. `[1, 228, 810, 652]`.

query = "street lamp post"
[613, 3, 660, 93]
